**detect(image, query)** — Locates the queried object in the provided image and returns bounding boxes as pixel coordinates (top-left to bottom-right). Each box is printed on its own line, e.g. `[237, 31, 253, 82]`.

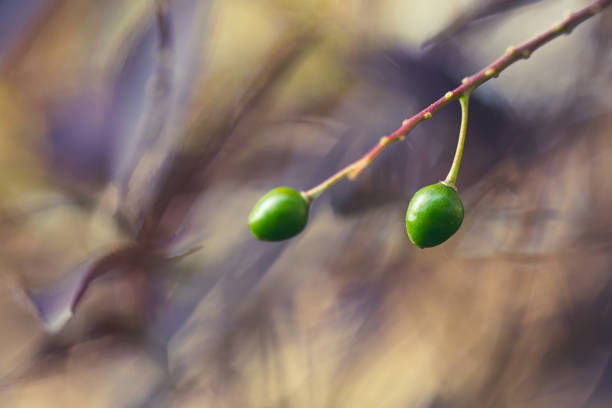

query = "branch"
[141, 0, 173, 146]
[303, 0, 611, 200]
[117, 0, 174, 235]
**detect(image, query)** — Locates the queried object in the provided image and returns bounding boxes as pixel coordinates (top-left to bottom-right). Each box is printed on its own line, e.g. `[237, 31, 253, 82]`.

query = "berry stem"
[444, 92, 471, 188]
[303, 157, 372, 201]
[302, 0, 611, 202]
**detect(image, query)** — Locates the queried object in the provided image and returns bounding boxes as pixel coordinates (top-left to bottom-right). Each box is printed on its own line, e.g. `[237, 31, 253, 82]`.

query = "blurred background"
[0, 0, 611, 407]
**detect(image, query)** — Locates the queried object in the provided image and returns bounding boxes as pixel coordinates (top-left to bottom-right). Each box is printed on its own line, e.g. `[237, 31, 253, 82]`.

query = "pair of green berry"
[249, 93, 470, 248]
[248, 182, 463, 248]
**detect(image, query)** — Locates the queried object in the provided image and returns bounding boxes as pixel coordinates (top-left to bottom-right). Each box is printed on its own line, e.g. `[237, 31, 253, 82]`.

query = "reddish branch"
[303, 0, 612, 200]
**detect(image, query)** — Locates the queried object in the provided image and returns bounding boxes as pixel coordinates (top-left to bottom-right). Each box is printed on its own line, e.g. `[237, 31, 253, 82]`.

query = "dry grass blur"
[0, 0, 612, 407]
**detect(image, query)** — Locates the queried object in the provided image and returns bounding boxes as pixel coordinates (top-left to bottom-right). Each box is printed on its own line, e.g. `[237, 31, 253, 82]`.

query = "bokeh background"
[1, 0, 612, 407]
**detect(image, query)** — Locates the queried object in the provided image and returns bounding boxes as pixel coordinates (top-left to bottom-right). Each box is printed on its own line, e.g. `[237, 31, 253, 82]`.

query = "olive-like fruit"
[248, 187, 310, 241]
[405, 182, 464, 248]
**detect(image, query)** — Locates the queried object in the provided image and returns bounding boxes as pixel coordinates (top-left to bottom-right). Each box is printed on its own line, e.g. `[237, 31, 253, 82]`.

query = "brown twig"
[118, 0, 174, 234]
[134, 0, 173, 146]
[304, 0, 611, 200]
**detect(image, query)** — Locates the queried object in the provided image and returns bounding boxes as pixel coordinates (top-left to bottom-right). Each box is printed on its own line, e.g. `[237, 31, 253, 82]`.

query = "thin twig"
[119, 0, 174, 234]
[304, 0, 611, 200]
[140, 0, 173, 145]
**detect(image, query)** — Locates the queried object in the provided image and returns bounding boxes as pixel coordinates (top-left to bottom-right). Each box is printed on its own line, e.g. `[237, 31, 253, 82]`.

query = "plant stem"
[303, 161, 364, 201]
[302, 0, 611, 202]
[444, 93, 471, 188]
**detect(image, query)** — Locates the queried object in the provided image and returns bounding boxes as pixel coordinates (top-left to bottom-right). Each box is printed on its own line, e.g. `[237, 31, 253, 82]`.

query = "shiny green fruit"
[405, 182, 464, 248]
[248, 187, 310, 241]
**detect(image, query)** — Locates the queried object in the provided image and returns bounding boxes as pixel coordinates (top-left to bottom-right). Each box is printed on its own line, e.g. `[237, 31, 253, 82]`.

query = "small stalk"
[302, 161, 363, 202]
[444, 92, 471, 189]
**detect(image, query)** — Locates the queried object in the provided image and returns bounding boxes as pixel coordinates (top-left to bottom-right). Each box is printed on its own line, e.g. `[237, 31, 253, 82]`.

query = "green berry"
[405, 182, 464, 248]
[248, 187, 310, 241]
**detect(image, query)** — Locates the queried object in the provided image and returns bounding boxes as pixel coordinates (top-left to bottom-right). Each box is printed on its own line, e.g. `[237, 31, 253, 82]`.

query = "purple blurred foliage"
[0, 0, 49, 58]
[27, 253, 101, 333]
[46, 92, 115, 185]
